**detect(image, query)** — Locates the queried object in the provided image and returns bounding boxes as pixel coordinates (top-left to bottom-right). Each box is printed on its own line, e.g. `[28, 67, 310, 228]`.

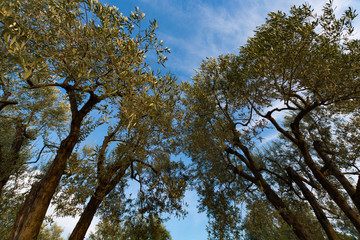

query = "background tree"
[0, 169, 37, 239]
[242, 194, 326, 239]
[1, 0, 175, 239]
[1, 0, 70, 197]
[183, 1, 360, 239]
[87, 214, 172, 240]
[38, 222, 65, 240]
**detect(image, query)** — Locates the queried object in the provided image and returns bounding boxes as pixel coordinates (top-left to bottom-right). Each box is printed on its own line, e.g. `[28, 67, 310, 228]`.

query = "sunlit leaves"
[183, 1, 360, 239]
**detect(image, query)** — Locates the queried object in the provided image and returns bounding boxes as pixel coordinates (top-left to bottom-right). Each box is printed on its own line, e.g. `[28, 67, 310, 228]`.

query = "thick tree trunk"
[232, 141, 314, 240]
[313, 140, 360, 212]
[10, 131, 80, 240]
[0, 178, 7, 199]
[69, 195, 102, 240]
[275, 110, 360, 233]
[69, 163, 130, 240]
[287, 167, 339, 240]
[10, 94, 100, 240]
[258, 176, 314, 240]
[296, 140, 360, 234]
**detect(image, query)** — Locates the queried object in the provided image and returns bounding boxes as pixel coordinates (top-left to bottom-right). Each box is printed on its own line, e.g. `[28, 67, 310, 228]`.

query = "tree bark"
[287, 167, 339, 240]
[0, 179, 7, 200]
[296, 139, 360, 234]
[0, 92, 18, 112]
[10, 130, 80, 240]
[276, 107, 360, 234]
[10, 93, 100, 240]
[69, 163, 130, 240]
[313, 140, 360, 212]
[231, 141, 314, 240]
[69, 194, 103, 240]
[255, 173, 314, 240]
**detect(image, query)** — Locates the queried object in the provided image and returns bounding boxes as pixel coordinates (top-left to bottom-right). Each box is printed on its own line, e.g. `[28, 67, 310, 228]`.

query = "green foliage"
[183, 1, 360, 239]
[87, 215, 172, 240]
[1, 0, 184, 238]
[0, 169, 38, 239]
[242, 196, 325, 240]
[38, 222, 65, 240]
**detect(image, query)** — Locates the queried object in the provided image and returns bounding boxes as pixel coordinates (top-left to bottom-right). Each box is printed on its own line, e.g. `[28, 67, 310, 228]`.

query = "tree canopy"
[183, 1, 360, 239]
[1, 0, 184, 239]
[1, 0, 360, 239]
[88, 214, 172, 240]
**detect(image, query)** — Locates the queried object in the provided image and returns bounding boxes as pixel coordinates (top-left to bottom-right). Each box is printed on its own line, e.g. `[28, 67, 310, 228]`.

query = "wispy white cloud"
[142, 0, 271, 79]
[147, 0, 360, 81]
[260, 131, 280, 145]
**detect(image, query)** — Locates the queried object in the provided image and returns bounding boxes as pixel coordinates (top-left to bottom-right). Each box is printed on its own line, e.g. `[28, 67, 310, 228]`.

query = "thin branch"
[247, 98, 297, 143]
[225, 146, 250, 166]
[259, 168, 290, 185]
[26, 144, 59, 164]
[130, 157, 158, 175]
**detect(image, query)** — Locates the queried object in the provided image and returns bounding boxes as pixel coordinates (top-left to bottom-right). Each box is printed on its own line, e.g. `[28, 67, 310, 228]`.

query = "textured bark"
[279, 106, 360, 234]
[287, 167, 339, 240]
[313, 140, 360, 212]
[10, 129, 80, 240]
[69, 122, 130, 240]
[10, 93, 100, 240]
[296, 139, 360, 234]
[0, 179, 7, 199]
[232, 141, 314, 240]
[0, 92, 18, 112]
[69, 163, 130, 240]
[259, 178, 314, 240]
[69, 195, 102, 240]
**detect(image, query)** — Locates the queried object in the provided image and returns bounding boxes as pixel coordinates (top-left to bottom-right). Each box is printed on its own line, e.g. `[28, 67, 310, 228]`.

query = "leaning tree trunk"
[69, 195, 103, 240]
[287, 167, 339, 240]
[253, 172, 314, 240]
[296, 139, 360, 234]
[313, 140, 360, 212]
[272, 107, 360, 234]
[69, 164, 130, 240]
[10, 94, 100, 240]
[231, 141, 315, 240]
[10, 128, 81, 240]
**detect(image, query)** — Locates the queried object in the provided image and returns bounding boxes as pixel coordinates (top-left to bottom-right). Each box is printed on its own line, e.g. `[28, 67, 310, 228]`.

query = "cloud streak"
[138, 0, 360, 81]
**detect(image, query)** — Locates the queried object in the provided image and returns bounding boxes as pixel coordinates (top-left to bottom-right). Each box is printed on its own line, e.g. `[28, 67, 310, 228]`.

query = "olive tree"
[183, 1, 360, 239]
[1, 0, 176, 239]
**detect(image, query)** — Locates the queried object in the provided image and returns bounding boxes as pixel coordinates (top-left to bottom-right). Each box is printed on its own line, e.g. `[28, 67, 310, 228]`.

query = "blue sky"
[53, 0, 360, 239]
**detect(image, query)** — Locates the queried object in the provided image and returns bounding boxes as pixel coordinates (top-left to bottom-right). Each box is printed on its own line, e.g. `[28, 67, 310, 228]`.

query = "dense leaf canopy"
[1, 0, 360, 239]
[183, 1, 360, 239]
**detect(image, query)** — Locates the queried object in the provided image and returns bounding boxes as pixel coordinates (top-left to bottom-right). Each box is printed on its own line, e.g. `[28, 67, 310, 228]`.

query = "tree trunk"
[69, 163, 130, 240]
[296, 140, 360, 234]
[0, 92, 18, 112]
[279, 112, 360, 234]
[287, 167, 339, 240]
[313, 140, 360, 212]
[232, 141, 314, 240]
[69, 195, 102, 240]
[10, 94, 100, 240]
[258, 176, 314, 240]
[10, 132, 80, 240]
[0, 178, 7, 200]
